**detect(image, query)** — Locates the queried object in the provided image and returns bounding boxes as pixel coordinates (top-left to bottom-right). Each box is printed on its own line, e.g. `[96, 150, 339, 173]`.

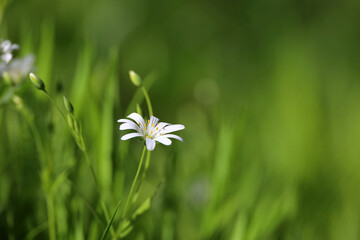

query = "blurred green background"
[1, 0, 360, 239]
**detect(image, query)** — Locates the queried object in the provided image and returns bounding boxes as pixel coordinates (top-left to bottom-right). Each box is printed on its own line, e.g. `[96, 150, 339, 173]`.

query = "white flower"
[118, 112, 185, 151]
[0, 40, 19, 63]
[0, 54, 35, 83]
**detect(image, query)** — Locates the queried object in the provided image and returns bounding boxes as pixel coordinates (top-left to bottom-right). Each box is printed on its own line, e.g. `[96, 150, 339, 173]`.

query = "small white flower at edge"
[0, 40, 19, 64]
[118, 112, 185, 151]
[0, 54, 35, 83]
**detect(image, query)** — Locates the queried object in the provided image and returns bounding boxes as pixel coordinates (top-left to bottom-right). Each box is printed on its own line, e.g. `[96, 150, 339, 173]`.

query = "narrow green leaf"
[70, 42, 93, 112]
[51, 169, 70, 194]
[118, 224, 134, 238]
[132, 180, 164, 220]
[117, 219, 133, 238]
[37, 19, 54, 85]
[25, 222, 48, 240]
[97, 47, 118, 195]
[100, 200, 121, 240]
[131, 198, 151, 220]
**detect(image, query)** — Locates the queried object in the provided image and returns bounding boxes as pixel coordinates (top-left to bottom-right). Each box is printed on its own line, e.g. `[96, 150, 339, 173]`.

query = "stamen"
[145, 123, 147, 127]
[160, 133, 162, 136]
[148, 119, 150, 123]
[151, 131, 153, 134]
[156, 127, 158, 130]
[152, 124, 154, 127]
[138, 123, 140, 126]
[143, 127, 146, 131]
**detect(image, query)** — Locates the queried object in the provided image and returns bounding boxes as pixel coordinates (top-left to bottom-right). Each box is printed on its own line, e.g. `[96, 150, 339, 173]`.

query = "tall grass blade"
[101, 199, 121, 240]
[97, 47, 118, 196]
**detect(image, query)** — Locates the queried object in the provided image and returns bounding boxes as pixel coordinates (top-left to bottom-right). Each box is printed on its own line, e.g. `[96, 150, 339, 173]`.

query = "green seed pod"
[129, 70, 142, 87]
[67, 113, 74, 130]
[29, 73, 46, 92]
[63, 96, 74, 114]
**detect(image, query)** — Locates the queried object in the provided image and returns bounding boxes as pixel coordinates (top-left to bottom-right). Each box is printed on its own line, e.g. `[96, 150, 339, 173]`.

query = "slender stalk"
[141, 86, 153, 117]
[25, 113, 47, 167]
[134, 151, 151, 195]
[122, 146, 147, 218]
[45, 93, 67, 120]
[46, 194, 56, 240]
[131, 86, 154, 198]
[44, 92, 117, 238]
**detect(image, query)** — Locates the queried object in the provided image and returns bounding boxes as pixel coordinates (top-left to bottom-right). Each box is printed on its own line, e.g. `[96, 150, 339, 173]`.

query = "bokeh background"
[1, 0, 360, 239]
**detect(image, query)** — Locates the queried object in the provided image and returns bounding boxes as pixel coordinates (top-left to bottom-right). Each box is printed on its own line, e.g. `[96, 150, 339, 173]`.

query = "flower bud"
[129, 70, 142, 87]
[63, 96, 74, 114]
[29, 73, 46, 92]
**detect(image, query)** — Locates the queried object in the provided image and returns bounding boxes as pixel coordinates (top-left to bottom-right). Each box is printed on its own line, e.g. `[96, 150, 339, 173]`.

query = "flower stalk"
[122, 146, 147, 218]
[29, 73, 118, 239]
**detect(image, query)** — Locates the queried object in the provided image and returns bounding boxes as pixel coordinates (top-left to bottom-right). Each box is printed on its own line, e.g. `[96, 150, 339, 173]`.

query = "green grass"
[1, 0, 360, 239]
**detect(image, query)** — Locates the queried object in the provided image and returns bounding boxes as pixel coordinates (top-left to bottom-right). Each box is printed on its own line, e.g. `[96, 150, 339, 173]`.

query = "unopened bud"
[63, 96, 74, 113]
[129, 70, 142, 87]
[29, 73, 46, 92]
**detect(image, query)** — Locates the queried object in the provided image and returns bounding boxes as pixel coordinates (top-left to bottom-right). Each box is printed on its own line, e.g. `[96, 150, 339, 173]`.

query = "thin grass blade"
[100, 200, 121, 240]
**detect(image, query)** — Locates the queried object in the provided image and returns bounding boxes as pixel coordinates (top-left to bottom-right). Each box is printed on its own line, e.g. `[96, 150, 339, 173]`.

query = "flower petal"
[163, 134, 184, 142]
[146, 138, 156, 151]
[155, 136, 172, 145]
[128, 112, 145, 126]
[121, 132, 143, 140]
[1, 40, 11, 52]
[119, 122, 140, 131]
[117, 118, 135, 124]
[156, 122, 169, 132]
[11, 44, 19, 51]
[150, 116, 159, 127]
[162, 124, 185, 134]
[1, 53, 12, 63]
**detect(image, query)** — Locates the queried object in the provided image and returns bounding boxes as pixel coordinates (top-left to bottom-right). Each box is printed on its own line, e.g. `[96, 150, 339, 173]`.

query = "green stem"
[25, 113, 48, 167]
[45, 93, 67, 123]
[133, 85, 154, 193]
[141, 86, 153, 117]
[46, 194, 56, 240]
[134, 151, 151, 195]
[44, 92, 117, 239]
[122, 146, 147, 218]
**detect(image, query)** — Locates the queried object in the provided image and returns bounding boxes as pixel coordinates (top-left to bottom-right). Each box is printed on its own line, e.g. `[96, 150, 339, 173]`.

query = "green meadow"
[1, 0, 360, 239]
